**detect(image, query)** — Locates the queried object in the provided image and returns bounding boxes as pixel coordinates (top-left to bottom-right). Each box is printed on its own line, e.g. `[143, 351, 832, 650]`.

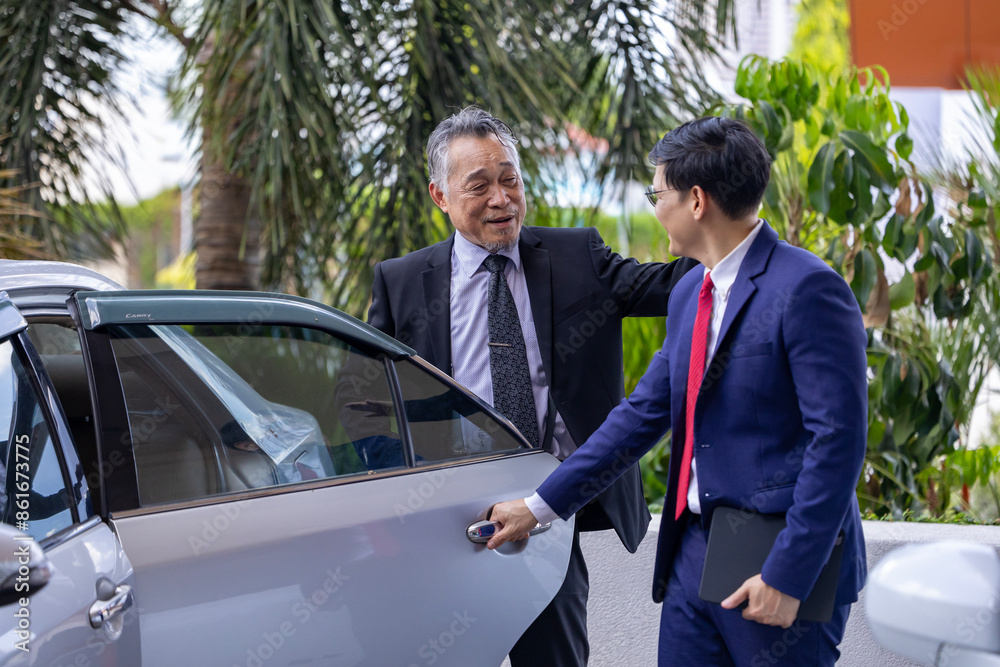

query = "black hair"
[648, 117, 771, 220]
[220, 420, 253, 447]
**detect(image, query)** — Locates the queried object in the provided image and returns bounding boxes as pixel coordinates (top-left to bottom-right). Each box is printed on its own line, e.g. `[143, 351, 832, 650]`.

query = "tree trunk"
[194, 33, 260, 291]
[195, 131, 260, 290]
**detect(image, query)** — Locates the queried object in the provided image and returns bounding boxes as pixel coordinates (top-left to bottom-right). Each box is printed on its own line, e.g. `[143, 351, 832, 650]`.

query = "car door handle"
[466, 520, 551, 544]
[89, 584, 134, 629]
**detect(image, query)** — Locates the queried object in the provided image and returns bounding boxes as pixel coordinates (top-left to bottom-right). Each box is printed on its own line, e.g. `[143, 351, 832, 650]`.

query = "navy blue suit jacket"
[369, 225, 698, 553]
[538, 221, 869, 605]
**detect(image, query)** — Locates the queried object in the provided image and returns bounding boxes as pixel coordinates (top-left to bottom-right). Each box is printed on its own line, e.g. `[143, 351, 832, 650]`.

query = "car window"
[0, 339, 75, 540]
[393, 359, 525, 464]
[105, 323, 403, 505]
[26, 320, 101, 512]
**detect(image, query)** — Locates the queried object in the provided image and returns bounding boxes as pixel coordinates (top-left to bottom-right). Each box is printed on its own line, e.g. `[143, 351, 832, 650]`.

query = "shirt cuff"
[525, 492, 561, 525]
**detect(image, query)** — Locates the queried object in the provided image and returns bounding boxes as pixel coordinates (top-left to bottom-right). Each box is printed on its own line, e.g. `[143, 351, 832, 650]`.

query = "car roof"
[0, 259, 123, 309]
[0, 259, 414, 357]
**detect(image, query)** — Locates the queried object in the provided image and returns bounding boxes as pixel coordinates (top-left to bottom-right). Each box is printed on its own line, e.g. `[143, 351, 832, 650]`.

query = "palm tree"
[0, 166, 44, 259]
[0, 2, 131, 260]
[1, 0, 736, 307]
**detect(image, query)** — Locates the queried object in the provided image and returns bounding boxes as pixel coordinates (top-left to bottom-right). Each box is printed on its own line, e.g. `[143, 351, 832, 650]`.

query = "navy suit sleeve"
[536, 340, 674, 518]
[760, 268, 868, 601]
[587, 227, 699, 317]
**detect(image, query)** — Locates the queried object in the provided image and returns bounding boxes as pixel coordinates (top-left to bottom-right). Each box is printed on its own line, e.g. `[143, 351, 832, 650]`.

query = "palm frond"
[0, 0, 133, 259]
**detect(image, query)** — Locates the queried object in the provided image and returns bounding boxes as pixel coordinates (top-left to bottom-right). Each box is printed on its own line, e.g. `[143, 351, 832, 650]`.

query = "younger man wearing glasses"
[488, 117, 868, 666]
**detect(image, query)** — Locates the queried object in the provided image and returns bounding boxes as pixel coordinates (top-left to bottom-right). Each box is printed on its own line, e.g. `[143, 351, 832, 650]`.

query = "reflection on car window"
[106, 324, 402, 505]
[0, 339, 74, 540]
[27, 320, 100, 516]
[393, 360, 525, 464]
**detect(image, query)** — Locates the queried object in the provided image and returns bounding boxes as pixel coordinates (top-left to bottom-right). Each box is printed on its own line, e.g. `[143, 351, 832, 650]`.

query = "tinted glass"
[0, 339, 74, 539]
[393, 359, 525, 464]
[28, 320, 100, 513]
[107, 323, 402, 505]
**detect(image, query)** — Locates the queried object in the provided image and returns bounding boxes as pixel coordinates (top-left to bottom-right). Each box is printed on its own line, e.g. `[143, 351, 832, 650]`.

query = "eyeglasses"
[644, 185, 675, 207]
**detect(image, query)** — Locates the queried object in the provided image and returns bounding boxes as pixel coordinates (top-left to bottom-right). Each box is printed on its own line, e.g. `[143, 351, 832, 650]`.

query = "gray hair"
[426, 106, 520, 196]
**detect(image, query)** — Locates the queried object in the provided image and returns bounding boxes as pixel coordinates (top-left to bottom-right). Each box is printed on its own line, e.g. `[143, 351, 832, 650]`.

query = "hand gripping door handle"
[89, 584, 134, 629]
[466, 520, 551, 544]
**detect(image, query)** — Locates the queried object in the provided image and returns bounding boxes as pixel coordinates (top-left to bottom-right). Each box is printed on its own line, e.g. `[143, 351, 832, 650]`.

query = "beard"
[482, 215, 520, 253]
[483, 236, 519, 253]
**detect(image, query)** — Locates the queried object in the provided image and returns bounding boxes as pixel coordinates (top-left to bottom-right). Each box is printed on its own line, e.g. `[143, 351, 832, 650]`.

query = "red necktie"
[675, 272, 714, 520]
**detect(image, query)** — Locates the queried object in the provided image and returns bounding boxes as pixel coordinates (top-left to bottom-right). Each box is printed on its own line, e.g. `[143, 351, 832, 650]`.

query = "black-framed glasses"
[644, 185, 675, 207]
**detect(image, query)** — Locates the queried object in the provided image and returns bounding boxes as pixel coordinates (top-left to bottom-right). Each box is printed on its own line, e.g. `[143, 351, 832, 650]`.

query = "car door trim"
[107, 448, 553, 519]
[382, 353, 417, 468]
[75, 290, 415, 359]
[76, 320, 142, 515]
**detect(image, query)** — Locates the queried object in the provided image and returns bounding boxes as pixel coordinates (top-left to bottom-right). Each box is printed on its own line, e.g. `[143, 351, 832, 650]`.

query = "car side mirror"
[866, 541, 1000, 666]
[0, 523, 52, 606]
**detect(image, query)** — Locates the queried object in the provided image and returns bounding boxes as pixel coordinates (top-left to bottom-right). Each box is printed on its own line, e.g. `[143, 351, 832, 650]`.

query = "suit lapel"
[711, 221, 779, 364]
[420, 236, 454, 372]
[519, 228, 553, 380]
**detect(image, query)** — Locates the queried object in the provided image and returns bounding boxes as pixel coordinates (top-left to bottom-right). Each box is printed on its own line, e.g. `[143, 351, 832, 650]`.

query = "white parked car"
[0, 260, 572, 666]
[867, 541, 1000, 666]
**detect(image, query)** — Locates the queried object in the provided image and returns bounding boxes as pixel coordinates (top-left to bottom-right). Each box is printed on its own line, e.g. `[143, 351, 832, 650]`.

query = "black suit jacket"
[368, 225, 697, 552]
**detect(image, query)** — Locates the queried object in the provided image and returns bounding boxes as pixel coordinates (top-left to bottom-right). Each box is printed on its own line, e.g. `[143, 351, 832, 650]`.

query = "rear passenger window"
[105, 324, 401, 505]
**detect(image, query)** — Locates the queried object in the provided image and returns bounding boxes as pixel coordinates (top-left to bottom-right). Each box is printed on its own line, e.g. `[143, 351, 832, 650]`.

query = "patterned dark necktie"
[483, 254, 539, 447]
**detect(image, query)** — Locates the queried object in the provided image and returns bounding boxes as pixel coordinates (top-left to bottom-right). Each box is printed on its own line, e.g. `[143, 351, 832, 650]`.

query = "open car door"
[73, 290, 572, 666]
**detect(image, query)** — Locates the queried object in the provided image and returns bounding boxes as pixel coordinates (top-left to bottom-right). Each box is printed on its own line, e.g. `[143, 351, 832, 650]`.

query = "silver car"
[0, 260, 572, 666]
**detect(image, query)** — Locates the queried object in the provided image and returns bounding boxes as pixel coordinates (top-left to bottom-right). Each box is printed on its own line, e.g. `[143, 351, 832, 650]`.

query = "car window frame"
[74, 291, 538, 517]
[0, 304, 95, 548]
[13, 331, 91, 526]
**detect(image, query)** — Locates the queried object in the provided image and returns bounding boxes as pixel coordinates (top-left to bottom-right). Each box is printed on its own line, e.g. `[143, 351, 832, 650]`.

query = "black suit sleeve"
[368, 262, 394, 335]
[587, 227, 699, 317]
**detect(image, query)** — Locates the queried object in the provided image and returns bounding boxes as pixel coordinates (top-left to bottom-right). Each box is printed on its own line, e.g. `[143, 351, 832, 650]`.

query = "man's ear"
[690, 185, 710, 220]
[429, 181, 449, 213]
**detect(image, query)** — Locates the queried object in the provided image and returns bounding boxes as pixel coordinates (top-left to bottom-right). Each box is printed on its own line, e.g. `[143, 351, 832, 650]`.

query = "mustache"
[481, 211, 518, 223]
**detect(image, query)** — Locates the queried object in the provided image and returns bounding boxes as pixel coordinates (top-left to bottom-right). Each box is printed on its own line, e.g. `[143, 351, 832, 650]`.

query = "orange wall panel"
[969, 0, 1000, 73]
[850, 0, 967, 88]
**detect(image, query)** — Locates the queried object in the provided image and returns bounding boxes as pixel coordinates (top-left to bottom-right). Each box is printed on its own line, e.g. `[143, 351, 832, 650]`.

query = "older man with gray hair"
[366, 106, 697, 665]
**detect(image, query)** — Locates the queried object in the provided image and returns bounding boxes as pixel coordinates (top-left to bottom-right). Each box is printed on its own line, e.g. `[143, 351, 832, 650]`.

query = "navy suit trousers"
[657, 516, 851, 667]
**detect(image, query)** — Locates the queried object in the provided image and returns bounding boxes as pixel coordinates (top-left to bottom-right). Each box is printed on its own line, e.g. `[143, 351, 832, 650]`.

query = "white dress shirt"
[450, 232, 576, 457]
[526, 220, 765, 524]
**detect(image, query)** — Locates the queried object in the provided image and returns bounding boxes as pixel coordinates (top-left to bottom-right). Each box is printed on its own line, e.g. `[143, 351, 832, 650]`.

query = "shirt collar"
[705, 219, 764, 298]
[452, 231, 522, 278]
